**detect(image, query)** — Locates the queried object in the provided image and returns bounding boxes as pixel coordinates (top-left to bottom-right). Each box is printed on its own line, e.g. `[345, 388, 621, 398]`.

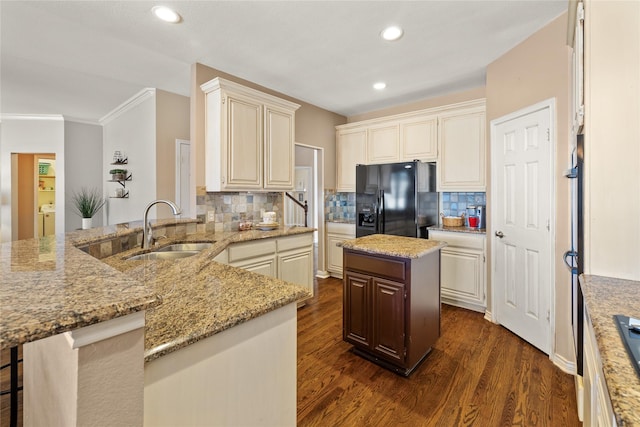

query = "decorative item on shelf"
[112, 151, 128, 165]
[71, 187, 106, 229]
[38, 162, 50, 175]
[109, 169, 128, 181]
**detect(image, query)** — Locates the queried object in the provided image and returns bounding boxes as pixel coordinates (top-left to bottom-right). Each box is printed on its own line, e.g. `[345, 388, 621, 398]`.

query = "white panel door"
[492, 103, 552, 354]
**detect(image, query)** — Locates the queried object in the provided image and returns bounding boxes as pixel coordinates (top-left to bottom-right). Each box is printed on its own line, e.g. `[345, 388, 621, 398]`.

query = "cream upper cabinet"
[437, 103, 486, 191]
[202, 77, 300, 192]
[264, 103, 296, 190]
[399, 115, 438, 162]
[367, 123, 399, 164]
[336, 127, 367, 192]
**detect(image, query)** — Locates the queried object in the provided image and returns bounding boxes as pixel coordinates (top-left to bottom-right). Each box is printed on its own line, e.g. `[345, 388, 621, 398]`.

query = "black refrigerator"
[355, 161, 438, 238]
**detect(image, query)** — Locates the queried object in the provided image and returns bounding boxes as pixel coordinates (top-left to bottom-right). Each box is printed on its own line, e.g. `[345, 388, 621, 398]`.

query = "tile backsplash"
[324, 190, 355, 223]
[196, 187, 282, 232]
[441, 192, 486, 217]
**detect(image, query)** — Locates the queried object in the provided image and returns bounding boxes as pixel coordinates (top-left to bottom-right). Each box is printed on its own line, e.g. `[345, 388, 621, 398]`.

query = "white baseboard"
[484, 310, 493, 323]
[552, 352, 577, 375]
[316, 270, 330, 279]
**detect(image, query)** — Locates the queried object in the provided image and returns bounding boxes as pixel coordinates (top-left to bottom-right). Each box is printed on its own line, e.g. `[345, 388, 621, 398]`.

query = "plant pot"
[82, 218, 93, 230]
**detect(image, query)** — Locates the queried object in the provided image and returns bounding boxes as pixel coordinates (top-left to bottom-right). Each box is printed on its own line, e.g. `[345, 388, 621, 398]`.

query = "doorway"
[490, 99, 555, 355]
[288, 143, 327, 277]
[12, 153, 56, 240]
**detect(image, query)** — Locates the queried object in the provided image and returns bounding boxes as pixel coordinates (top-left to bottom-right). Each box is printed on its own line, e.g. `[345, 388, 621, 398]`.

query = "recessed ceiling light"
[152, 6, 182, 23]
[373, 82, 386, 90]
[381, 26, 403, 41]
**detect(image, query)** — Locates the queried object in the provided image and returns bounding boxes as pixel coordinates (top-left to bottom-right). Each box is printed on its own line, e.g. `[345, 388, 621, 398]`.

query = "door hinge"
[547, 220, 550, 231]
[546, 128, 550, 142]
[547, 310, 550, 322]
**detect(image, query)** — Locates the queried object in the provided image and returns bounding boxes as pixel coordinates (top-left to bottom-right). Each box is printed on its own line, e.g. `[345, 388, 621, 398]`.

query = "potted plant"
[71, 187, 106, 229]
[109, 169, 127, 181]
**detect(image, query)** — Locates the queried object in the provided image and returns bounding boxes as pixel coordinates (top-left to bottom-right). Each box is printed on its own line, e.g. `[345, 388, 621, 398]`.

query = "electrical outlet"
[207, 210, 215, 223]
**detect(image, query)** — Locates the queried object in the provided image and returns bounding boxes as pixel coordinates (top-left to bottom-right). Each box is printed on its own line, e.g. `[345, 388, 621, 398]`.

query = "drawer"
[344, 251, 407, 282]
[227, 239, 277, 262]
[429, 230, 485, 250]
[326, 222, 356, 236]
[277, 233, 313, 251]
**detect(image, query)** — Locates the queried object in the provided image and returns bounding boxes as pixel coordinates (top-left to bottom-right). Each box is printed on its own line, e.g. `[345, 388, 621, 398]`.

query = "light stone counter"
[580, 274, 640, 426]
[1, 218, 312, 361]
[427, 225, 486, 235]
[341, 234, 447, 259]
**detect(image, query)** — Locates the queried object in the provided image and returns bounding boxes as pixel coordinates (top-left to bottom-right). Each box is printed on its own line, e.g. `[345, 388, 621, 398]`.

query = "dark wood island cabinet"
[342, 234, 447, 376]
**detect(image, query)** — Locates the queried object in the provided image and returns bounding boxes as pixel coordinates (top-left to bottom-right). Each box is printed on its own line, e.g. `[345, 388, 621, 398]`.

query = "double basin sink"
[126, 242, 214, 261]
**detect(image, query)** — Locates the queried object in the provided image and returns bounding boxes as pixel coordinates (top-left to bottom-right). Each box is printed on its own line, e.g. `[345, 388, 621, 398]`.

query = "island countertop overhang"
[341, 234, 447, 259]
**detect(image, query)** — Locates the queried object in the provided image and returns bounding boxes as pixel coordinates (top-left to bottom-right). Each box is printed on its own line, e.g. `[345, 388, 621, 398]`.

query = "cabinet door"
[225, 93, 263, 189]
[230, 255, 277, 278]
[264, 104, 294, 190]
[278, 247, 313, 298]
[372, 277, 405, 364]
[367, 123, 399, 164]
[437, 107, 486, 191]
[400, 115, 437, 161]
[343, 271, 371, 347]
[439, 246, 485, 310]
[326, 234, 346, 278]
[336, 128, 367, 192]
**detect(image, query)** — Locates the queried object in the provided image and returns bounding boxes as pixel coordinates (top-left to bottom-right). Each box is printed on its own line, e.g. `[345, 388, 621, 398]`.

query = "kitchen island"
[0, 219, 312, 426]
[341, 234, 446, 375]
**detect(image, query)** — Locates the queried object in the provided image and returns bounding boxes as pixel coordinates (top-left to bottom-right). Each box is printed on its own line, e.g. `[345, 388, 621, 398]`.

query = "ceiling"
[0, 1, 567, 123]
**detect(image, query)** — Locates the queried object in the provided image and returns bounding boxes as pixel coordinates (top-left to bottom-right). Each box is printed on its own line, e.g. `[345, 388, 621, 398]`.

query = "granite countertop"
[0, 219, 313, 361]
[580, 274, 640, 426]
[341, 234, 447, 259]
[427, 225, 486, 235]
[101, 226, 313, 361]
[0, 232, 161, 349]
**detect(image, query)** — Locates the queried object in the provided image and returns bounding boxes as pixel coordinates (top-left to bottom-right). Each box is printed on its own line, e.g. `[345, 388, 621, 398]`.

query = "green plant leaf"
[71, 187, 106, 218]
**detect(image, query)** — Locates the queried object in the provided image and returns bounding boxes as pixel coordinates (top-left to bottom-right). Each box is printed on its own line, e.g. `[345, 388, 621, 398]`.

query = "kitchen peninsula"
[342, 234, 446, 375]
[0, 219, 313, 426]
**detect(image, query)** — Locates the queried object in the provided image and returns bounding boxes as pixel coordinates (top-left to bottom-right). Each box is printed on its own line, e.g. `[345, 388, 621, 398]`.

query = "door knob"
[495, 231, 505, 238]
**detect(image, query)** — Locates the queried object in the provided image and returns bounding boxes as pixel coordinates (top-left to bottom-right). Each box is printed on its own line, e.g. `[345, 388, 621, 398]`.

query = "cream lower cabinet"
[429, 230, 486, 313]
[201, 77, 300, 192]
[220, 233, 314, 303]
[583, 306, 617, 427]
[326, 222, 356, 279]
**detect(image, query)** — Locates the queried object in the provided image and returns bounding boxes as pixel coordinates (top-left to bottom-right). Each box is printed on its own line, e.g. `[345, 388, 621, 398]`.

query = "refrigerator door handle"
[379, 189, 385, 234]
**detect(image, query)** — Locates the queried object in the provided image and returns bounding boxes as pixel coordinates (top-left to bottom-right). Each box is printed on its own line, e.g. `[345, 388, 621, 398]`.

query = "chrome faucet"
[141, 199, 182, 249]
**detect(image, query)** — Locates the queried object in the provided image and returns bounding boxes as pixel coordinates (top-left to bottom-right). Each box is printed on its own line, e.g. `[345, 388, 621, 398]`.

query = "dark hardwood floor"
[297, 277, 581, 426]
[1, 276, 580, 426]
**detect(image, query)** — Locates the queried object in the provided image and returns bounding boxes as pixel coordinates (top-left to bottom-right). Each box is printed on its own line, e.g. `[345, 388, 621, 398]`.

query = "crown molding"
[0, 113, 64, 123]
[63, 116, 102, 126]
[99, 88, 156, 125]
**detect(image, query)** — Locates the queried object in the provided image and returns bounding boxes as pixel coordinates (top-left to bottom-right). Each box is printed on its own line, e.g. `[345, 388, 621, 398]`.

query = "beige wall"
[583, 0, 640, 280]
[347, 86, 486, 123]
[155, 89, 190, 218]
[486, 12, 573, 362]
[190, 63, 346, 191]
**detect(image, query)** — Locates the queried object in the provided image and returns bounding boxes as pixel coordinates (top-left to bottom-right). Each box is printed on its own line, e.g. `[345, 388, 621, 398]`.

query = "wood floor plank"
[298, 277, 581, 427]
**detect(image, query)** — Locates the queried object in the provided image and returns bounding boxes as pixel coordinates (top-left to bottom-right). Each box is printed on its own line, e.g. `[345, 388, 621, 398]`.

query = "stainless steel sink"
[126, 251, 200, 261]
[157, 242, 214, 252]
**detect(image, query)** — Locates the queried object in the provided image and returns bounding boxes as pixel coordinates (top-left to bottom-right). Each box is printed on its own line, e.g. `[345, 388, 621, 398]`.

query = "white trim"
[0, 114, 64, 121]
[175, 139, 191, 218]
[552, 351, 577, 375]
[490, 97, 557, 357]
[99, 88, 156, 124]
[63, 116, 101, 126]
[316, 270, 330, 279]
[65, 311, 145, 349]
[483, 309, 494, 323]
[201, 77, 300, 111]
